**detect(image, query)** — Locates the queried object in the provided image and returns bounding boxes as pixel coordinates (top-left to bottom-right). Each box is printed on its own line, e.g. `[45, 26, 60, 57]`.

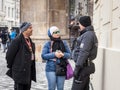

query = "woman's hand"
[55, 51, 62, 58]
[59, 52, 64, 57]
[55, 50, 64, 58]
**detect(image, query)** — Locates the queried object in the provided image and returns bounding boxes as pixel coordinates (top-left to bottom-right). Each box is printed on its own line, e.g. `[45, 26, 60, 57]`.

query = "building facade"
[74, 0, 88, 18]
[20, 0, 69, 61]
[0, 0, 20, 30]
[0, 0, 5, 26]
[93, 0, 120, 90]
[70, 0, 93, 19]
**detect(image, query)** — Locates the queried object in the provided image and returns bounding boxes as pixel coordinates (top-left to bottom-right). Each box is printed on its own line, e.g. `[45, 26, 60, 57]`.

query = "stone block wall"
[20, 0, 70, 61]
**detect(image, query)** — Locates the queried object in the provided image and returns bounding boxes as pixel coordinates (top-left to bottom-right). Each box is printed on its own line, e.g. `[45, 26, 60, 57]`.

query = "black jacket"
[6, 34, 36, 84]
[75, 26, 98, 67]
[0, 31, 8, 44]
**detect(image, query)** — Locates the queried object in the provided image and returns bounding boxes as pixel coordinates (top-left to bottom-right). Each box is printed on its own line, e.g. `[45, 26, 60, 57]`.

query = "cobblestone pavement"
[0, 49, 75, 90]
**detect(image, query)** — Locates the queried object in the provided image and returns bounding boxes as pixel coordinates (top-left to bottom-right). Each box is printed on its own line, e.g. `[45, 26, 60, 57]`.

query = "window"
[8, 7, 10, 17]
[5, 6, 6, 16]
[95, 0, 99, 4]
[78, 2, 82, 10]
[1, 0, 4, 11]
[12, 8, 14, 18]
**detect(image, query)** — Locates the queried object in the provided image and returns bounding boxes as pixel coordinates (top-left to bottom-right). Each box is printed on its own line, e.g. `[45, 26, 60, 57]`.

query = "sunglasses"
[53, 31, 60, 34]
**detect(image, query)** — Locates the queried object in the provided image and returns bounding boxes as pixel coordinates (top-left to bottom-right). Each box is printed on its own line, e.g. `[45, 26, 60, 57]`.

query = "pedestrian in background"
[10, 29, 17, 41]
[0, 29, 8, 52]
[6, 31, 11, 48]
[41, 26, 71, 90]
[6, 22, 36, 90]
[68, 17, 80, 60]
[72, 16, 98, 90]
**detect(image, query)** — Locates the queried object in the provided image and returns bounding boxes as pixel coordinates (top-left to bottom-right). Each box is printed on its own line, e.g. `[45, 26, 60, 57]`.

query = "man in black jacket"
[6, 22, 36, 90]
[0, 30, 8, 52]
[71, 16, 98, 90]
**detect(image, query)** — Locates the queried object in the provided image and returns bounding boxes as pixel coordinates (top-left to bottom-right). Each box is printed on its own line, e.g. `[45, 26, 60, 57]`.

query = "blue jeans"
[46, 72, 65, 90]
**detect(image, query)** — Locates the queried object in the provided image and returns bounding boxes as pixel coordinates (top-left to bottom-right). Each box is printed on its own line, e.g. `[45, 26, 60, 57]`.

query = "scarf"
[50, 36, 67, 67]
[50, 36, 65, 53]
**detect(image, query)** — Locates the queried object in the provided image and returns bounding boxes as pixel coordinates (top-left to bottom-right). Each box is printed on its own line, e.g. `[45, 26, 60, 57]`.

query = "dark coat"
[72, 26, 98, 90]
[75, 26, 98, 67]
[6, 34, 36, 84]
[0, 31, 8, 44]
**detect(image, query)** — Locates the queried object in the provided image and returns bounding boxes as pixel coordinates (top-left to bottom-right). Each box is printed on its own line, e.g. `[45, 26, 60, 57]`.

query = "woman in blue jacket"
[41, 26, 71, 90]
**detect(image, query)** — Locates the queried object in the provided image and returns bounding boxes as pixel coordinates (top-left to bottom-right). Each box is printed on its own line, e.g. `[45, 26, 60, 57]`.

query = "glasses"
[53, 31, 60, 34]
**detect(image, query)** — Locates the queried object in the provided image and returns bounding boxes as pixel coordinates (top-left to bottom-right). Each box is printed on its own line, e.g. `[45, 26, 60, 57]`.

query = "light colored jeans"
[46, 72, 65, 90]
[2, 43, 7, 52]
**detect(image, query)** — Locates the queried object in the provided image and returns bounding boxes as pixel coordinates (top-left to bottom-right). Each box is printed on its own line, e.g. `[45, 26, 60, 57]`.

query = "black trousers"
[14, 62, 34, 90]
[71, 76, 90, 90]
[14, 81, 31, 90]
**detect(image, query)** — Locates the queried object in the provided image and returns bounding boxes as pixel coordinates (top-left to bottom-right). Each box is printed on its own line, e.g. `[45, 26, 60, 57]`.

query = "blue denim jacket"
[41, 40, 71, 72]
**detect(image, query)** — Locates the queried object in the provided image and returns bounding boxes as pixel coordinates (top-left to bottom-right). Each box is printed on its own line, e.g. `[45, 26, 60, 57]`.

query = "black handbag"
[56, 60, 67, 76]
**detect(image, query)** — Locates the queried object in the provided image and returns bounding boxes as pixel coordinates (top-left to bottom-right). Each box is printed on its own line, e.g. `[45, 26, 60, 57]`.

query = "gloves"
[73, 65, 81, 79]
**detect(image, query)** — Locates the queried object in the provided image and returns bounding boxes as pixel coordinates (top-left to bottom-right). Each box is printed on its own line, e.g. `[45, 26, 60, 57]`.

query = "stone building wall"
[20, 0, 69, 61]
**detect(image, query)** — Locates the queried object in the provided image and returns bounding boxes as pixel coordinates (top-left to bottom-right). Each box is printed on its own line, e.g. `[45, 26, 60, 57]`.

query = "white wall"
[92, 48, 120, 90]
[93, 0, 120, 90]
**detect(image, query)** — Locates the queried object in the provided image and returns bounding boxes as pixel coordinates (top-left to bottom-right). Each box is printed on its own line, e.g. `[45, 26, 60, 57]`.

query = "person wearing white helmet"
[41, 26, 71, 90]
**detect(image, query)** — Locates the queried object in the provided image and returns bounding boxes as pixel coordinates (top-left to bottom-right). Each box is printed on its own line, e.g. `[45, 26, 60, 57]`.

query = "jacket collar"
[80, 25, 94, 35]
[20, 33, 34, 53]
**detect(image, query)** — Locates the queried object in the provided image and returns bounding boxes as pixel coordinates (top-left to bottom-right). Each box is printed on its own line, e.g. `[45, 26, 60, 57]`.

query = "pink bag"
[66, 61, 73, 80]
